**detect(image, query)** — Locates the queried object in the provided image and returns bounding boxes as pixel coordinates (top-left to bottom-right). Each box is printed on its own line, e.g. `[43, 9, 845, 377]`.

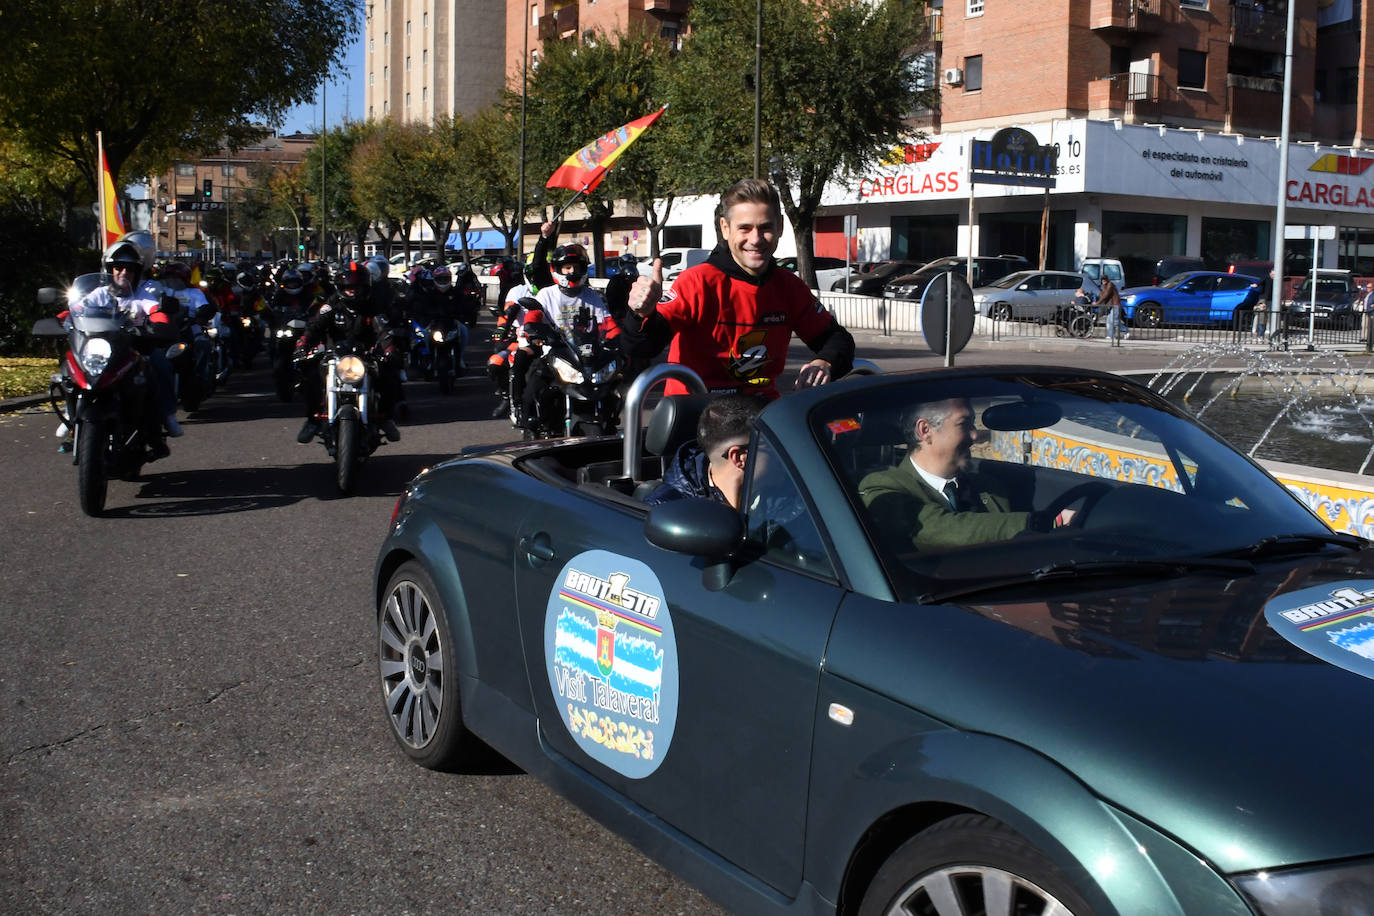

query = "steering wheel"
[1042, 480, 1113, 528]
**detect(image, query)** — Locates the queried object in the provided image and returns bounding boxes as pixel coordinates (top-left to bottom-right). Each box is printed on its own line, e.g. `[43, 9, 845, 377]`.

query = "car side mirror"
[644, 499, 744, 590]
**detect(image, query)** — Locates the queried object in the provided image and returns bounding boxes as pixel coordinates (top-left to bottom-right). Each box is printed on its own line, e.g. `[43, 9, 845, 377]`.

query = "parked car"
[1285, 268, 1359, 329]
[777, 255, 850, 291]
[973, 269, 1088, 321]
[1121, 270, 1261, 327]
[374, 362, 1374, 916]
[1226, 259, 1273, 282]
[838, 259, 925, 295]
[1152, 255, 1208, 285]
[658, 247, 711, 283]
[885, 255, 1030, 301]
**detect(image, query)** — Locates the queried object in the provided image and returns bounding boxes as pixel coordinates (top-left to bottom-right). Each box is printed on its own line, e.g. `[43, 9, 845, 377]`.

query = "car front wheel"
[858, 814, 1092, 916]
[378, 561, 473, 770]
[1133, 302, 1164, 329]
[990, 302, 1013, 322]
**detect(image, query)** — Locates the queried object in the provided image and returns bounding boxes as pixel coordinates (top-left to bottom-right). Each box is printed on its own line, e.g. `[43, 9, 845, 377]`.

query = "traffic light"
[297, 242, 305, 252]
[203, 178, 212, 198]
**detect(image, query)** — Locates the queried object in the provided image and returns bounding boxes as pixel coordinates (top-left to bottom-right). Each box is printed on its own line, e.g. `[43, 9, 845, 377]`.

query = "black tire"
[858, 814, 1092, 916]
[274, 365, 294, 403]
[76, 418, 108, 517]
[335, 416, 359, 494]
[181, 378, 204, 413]
[1134, 302, 1164, 329]
[436, 352, 453, 395]
[1070, 314, 1093, 338]
[377, 561, 473, 770]
[990, 302, 1013, 322]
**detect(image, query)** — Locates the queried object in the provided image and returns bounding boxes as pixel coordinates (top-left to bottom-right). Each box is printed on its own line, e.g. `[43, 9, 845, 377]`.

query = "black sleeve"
[531, 232, 555, 290]
[616, 309, 673, 359]
[804, 320, 855, 379]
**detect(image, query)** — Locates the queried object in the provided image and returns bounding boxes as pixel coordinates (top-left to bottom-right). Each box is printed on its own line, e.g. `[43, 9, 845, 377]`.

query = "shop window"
[965, 55, 983, 92]
[1179, 49, 1207, 89]
[1102, 211, 1187, 287]
[1340, 67, 1359, 104]
[1202, 217, 1270, 268]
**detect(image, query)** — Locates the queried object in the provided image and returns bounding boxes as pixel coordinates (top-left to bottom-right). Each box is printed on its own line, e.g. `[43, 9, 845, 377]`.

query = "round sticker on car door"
[544, 550, 677, 778]
[1265, 581, 1374, 679]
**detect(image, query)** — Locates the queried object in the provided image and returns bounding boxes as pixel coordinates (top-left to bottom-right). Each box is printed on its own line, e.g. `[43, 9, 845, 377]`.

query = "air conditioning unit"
[944, 67, 964, 86]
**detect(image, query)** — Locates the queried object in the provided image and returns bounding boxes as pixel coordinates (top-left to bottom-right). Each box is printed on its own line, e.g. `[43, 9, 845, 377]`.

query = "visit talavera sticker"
[544, 550, 678, 778]
[1265, 581, 1374, 679]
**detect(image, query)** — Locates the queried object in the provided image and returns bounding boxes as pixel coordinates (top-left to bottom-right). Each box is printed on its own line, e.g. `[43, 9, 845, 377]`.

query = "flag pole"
[549, 185, 591, 224]
[96, 131, 108, 249]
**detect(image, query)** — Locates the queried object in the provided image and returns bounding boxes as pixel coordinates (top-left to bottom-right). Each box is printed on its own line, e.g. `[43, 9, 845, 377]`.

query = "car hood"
[1289, 291, 1352, 307]
[830, 549, 1374, 872]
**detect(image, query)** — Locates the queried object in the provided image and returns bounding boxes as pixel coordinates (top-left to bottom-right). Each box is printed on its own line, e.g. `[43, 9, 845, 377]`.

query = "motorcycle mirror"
[37, 287, 59, 307]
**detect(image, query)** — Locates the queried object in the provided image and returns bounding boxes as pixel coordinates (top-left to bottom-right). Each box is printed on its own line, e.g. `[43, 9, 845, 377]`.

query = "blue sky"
[278, 23, 368, 135]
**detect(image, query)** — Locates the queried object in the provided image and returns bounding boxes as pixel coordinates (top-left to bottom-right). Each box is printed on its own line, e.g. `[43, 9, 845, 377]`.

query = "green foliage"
[300, 120, 377, 257]
[0, 209, 94, 355]
[457, 108, 523, 251]
[0, 0, 360, 196]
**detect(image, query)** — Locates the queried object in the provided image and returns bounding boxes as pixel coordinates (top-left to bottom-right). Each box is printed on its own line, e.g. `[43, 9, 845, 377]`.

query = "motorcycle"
[267, 305, 307, 402]
[33, 277, 174, 516]
[522, 306, 622, 439]
[302, 305, 388, 494]
[166, 296, 219, 411]
[426, 317, 466, 395]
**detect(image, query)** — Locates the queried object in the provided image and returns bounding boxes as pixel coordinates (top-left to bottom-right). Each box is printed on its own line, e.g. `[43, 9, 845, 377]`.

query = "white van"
[1078, 258, 1125, 298]
[658, 247, 711, 283]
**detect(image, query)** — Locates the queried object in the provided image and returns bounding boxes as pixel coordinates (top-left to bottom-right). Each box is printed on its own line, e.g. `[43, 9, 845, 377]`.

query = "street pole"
[518, 8, 529, 256]
[321, 81, 327, 261]
[753, 0, 762, 179]
[1268, 0, 1296, 348]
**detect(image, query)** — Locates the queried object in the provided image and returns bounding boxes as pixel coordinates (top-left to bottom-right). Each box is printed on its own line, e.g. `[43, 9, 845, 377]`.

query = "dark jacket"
[645, 442, 725, 505]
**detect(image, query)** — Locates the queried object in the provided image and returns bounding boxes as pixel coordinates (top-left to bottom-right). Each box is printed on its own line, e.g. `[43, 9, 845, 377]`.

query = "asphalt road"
[4, 326, 1361, 915]
[0, 353, 725, 915]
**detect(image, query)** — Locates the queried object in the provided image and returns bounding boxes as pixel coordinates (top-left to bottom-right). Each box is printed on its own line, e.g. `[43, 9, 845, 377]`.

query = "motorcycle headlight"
[276, 328, 292, 338]
[240, 317, 252, 328]
[552, 356, 584, 385]
[206, 327, 219, 338]
[1234, 857, 1374, 915]
[431, 329, 445, 343]
[338, 355, 367, 384]
[590, 360, 619, 384]
[80, 337, 112, 376]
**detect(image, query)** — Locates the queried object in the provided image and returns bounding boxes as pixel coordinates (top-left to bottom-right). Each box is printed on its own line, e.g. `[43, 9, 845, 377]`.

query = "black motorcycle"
[267, 305, 308, 402]
[522, 306, 622, 438]
[302, 305, 388, 494]
[34, 277, 174, 516]
[425, 317, 465, 395]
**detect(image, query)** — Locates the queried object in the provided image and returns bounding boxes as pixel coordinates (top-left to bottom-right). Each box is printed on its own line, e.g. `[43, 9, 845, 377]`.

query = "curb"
[0, 392, 50, 413]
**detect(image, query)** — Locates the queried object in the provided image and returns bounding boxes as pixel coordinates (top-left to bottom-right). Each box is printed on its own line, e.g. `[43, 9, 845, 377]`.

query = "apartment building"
[816, 0, 1374, 283]
[150, 134, 316, 260]
[364, 0, 507, 123]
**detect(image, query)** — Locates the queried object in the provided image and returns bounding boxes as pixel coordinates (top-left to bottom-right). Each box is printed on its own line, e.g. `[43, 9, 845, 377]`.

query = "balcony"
[1090, 0, 1164, 34]
[538, 3, 578, 41]
[1231, 2, 1286, 53]
[644, 0, 688, 14]
[1088, 72, 1197, 123]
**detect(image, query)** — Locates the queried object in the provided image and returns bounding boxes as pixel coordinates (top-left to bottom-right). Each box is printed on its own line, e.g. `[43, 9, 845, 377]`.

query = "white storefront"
[818, 118, 1374, 282]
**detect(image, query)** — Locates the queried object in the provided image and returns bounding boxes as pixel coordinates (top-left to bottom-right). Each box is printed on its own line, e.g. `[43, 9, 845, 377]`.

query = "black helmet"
[550, 243, 589, 290]
[337, 260, 372, 299]
[618, 254, 639, 279]
[280, 268, 304, 293]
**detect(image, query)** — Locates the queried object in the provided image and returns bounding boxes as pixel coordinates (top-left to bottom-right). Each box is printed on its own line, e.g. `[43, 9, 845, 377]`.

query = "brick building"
[150, 134, 317, 261]
[808, 0, 1374, 284]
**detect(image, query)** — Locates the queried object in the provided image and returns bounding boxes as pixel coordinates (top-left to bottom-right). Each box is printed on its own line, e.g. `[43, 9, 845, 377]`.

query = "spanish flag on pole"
[96, 131, 126, 247]
[545, 106, 667, 193]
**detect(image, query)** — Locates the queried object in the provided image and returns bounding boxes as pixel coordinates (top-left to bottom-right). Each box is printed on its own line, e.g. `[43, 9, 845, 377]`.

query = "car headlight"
[337, 355, 367, 384]
[1123, 294, 1137, 305]
[892, 285, 914, 298]
[1234, 857, 1374, 914]
[590, 360, 618, 384]
[552, 356, 584, 385]
[80, 337, 112, 376]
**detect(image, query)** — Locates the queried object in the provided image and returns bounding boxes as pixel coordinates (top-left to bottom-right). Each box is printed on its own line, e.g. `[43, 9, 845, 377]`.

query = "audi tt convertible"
[374, 363, 1374, 915]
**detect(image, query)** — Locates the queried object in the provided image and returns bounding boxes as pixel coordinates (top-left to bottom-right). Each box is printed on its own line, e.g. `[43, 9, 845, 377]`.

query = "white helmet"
[118, 230, 156, 270]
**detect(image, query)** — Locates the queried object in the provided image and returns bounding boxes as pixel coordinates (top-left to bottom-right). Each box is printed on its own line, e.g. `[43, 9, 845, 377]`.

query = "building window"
[175, 163, 196, 176]
[965, 55, 983, 91]
[1180, 0, 1207, 7]
[221, 164, 235, 177]
[1178, 49, 1206, 89]
[384, 31, 389, 46]
[177, 212, 197, 222]
[967, 0, 984, 15]
[368, 38, 374, 53]
[422, 86, 428, 101]
[384, 66, 388, 82]
[369, 72, 375, 86]
[406, 19, 411, 35]
[406, 56, 411, 72]
[423, 11, 428, 27]
[531, 3, 539, 27]
[383, 100, 389, 114]
[422, 49, 428, 65]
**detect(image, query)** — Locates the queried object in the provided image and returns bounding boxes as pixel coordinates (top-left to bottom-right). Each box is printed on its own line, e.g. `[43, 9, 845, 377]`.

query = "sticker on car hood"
[544, 550, 678, 778]
[1266, 581, 1374, 678]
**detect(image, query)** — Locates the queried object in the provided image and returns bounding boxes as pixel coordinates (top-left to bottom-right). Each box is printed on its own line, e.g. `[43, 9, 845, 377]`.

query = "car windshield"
[988, 271, 1035, 290]
[1298, 279, 1352, 295]
[1158, 273, 1196, 289]
[811, 372, 1335, 602]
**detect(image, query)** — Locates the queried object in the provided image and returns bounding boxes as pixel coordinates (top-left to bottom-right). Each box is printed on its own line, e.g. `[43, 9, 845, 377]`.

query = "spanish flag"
[97, 132, 126, 247]
[545, 106, 667, 193]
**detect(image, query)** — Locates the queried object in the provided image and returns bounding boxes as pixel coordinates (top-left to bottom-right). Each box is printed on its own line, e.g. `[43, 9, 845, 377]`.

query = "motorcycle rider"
[295, 259, 403, 444]
[451, 261, 483, 326]
[513, 238, 620, 431]
[420, 265, 469, 371]
[487, 255, 543, 419]
[65, 234, 183, 447]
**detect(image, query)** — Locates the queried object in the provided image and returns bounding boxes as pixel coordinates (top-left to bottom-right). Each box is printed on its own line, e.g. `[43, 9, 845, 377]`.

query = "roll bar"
[621, 363, 709, 481]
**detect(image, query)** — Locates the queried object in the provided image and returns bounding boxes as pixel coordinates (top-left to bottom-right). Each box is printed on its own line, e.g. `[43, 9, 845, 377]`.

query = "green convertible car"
[374, 363, 1374, 915]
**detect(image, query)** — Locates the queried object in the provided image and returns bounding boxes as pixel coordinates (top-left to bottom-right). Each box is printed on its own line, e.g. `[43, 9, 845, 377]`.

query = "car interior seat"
[632, 394, 711, 501]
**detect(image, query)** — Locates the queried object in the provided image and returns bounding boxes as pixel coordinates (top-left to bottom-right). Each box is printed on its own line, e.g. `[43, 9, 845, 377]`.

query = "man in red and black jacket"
[621, 178, 854, 398]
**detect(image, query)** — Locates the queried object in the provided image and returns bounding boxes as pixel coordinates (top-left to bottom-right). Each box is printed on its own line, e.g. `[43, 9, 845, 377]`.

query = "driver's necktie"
[943, 480, 961, 512]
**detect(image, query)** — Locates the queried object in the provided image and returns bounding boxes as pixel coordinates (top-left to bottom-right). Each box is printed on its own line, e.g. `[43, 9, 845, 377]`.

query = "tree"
[300, 120, 377, 260]
[349, 120, 428, 259]
[0, 0, 359, 195]
[459, 107, 524, 254]
[668, 0, 931, 284]
[520, 28, 674, 270]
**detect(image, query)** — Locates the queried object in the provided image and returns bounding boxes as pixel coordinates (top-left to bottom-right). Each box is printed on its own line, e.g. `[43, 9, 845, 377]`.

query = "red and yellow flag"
[545, 106, 667, 193]
[99, 147, 126, 247]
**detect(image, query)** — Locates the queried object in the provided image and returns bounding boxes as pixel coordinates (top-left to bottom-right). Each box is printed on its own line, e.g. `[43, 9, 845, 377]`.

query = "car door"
[1016, 274, 1056, 320]
[1212, 275, 1257, 322]
[1172, 275, 1215, 324]
[510, 436, 845, 895]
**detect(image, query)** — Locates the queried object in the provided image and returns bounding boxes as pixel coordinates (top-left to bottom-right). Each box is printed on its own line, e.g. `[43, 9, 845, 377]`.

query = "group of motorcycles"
[33, 255, 632, 514]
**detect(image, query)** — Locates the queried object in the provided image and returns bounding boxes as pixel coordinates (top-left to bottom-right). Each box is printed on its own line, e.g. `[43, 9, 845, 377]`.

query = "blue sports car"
[1121, 271, 1261, 328]
[375, 363, 1374, 915]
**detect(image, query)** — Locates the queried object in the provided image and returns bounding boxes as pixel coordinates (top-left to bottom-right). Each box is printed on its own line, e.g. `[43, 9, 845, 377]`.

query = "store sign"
[969, 127, 1056, 188]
